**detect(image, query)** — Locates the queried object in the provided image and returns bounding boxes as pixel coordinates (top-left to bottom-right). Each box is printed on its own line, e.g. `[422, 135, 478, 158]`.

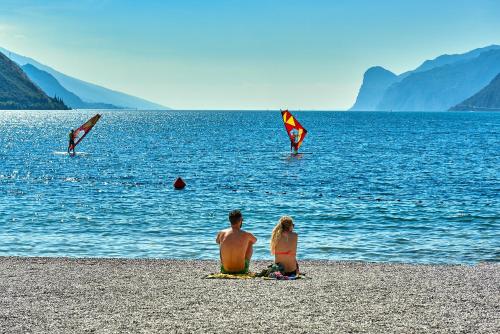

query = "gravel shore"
[0, 257, 498, 333]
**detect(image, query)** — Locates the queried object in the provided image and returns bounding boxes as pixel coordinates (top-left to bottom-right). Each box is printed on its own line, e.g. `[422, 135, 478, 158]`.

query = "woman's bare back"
[274, 231, 298, 273]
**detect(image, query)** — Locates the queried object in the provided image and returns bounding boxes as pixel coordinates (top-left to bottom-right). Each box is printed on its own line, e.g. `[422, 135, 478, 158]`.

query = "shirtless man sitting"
[216, 210, 257, 274]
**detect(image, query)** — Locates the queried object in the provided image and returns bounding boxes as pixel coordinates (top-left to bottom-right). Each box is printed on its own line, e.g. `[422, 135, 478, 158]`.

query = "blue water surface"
[0, 110, 498, 264]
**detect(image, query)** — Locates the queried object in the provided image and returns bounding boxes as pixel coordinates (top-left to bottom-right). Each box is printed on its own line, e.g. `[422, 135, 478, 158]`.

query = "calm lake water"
[0, 110, 498, 264]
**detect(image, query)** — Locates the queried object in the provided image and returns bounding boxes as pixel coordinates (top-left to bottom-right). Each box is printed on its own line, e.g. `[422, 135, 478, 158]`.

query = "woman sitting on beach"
[270, 216, 299, 276]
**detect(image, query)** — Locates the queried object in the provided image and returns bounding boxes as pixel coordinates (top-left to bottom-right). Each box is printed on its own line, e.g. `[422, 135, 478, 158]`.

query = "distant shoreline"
[3, 108, 500, 112]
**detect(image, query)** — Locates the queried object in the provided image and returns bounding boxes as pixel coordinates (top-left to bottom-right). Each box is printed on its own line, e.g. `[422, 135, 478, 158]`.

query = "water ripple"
[0, 110, 498, 264]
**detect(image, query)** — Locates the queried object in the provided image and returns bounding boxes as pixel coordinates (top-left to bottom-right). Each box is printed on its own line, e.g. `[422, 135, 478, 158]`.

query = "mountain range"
[350, 45, 500, 111]
[0, 47, 168, 110]
[0, 51, 68, 110]
[2, 44, 498, 112]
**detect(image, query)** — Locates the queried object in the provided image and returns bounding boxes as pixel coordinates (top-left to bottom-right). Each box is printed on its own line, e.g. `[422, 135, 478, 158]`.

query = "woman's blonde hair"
[270, 216, 294, 254]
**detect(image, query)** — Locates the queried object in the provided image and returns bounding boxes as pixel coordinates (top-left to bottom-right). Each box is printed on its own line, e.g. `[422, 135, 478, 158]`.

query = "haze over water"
[0, 110, 498, 264]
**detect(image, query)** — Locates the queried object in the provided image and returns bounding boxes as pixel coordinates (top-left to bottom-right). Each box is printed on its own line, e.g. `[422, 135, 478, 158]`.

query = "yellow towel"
[204, 273, 256, 279]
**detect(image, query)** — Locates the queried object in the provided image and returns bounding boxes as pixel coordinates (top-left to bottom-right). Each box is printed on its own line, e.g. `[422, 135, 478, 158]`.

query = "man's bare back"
[216, 210, 257, 273]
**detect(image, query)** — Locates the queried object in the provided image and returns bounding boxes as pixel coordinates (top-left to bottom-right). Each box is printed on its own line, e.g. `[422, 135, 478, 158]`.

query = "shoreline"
[0, 257, 498, 333]
[0, 255, 497, 265]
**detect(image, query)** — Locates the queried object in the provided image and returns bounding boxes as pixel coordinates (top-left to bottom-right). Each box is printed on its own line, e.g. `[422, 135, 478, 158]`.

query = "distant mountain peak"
[349, 66, 397, 111]
[364, 66, 394, 75]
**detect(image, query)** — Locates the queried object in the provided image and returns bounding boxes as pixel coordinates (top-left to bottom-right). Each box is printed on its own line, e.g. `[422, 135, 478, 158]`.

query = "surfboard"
[53, 151, 89, 156]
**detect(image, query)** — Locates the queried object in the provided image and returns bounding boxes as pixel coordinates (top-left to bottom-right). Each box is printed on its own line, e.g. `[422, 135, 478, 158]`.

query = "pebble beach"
[0, 257, 498, 333]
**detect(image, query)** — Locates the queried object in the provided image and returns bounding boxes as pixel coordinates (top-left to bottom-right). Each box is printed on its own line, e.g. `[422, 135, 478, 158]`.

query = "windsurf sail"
[69, 114, 101, 150]
[281, 110, 307, 151]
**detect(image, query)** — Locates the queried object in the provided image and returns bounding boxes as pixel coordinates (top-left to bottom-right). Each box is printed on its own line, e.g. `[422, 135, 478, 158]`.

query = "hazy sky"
[1, 0, 499, 109]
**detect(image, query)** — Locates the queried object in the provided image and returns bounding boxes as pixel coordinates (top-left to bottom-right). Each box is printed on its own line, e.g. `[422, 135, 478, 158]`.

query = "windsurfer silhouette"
[68, 129, 76, 155]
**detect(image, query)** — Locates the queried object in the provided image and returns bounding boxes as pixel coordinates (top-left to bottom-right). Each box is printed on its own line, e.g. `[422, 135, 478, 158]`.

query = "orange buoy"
[173, 177, 186, 190]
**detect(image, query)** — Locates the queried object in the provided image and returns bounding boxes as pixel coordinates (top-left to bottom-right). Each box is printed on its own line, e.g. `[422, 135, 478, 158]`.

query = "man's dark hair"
[229, 210, 242, 225]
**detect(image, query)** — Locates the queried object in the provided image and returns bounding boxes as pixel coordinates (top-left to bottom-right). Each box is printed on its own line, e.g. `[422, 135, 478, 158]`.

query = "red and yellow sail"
[281, 110, 307, 151]
[69, 114, 101, 150]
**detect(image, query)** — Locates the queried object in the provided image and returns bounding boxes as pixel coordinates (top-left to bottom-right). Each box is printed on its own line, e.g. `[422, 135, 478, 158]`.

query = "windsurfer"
[291, 130, 299, 154]
[281, 110, 307, 155]
[68, 129, 76, 155]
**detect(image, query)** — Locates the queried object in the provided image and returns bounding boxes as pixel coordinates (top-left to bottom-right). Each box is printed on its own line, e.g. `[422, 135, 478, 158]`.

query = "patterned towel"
[204, 272, 309, 280]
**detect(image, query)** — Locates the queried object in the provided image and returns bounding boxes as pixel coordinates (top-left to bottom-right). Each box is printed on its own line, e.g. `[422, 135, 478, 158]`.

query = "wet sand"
[0, 257, 498, 333]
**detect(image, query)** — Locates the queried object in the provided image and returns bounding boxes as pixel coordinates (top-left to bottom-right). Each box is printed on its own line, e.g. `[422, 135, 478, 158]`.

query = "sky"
[0, 0, 499, 110]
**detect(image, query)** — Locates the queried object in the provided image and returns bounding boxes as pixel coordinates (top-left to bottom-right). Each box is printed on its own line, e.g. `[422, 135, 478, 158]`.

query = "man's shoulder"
[242, 230, 257, 241]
